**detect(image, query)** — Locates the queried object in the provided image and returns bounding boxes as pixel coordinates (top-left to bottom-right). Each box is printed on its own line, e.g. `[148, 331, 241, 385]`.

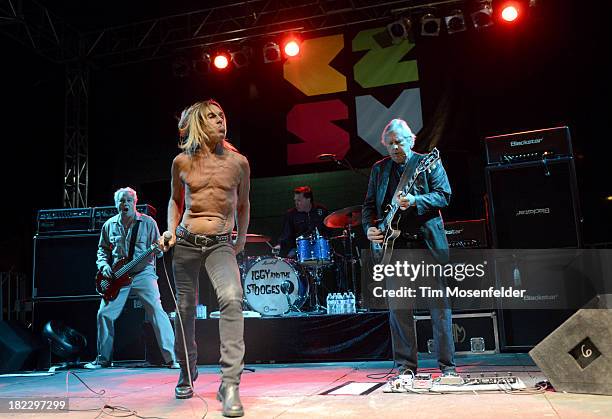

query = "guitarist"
[362, 119, 457, 378]
[84, 187, 178, 370]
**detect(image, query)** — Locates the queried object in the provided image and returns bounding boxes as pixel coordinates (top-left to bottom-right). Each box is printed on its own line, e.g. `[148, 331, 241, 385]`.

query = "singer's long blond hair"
[177, 99, 237, 155]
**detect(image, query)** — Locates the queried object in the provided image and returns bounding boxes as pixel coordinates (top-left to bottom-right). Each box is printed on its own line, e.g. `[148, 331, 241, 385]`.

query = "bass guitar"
[95, 243, 162, 302]
[370, 148, 441, 265]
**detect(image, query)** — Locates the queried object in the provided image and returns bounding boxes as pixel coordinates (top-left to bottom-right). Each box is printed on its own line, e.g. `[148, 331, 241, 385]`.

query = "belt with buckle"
[176, 225, 231, 247]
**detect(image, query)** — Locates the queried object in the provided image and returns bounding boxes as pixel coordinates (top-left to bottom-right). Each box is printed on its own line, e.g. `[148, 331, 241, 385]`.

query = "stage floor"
[0, 354, 610, 418]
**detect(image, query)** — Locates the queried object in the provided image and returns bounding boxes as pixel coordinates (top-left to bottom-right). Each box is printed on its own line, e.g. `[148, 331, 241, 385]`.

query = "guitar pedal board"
[383, 372, 523, 393]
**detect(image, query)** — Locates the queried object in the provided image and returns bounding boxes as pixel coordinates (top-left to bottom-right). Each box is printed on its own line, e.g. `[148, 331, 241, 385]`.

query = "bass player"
[85, 187, 178, 370]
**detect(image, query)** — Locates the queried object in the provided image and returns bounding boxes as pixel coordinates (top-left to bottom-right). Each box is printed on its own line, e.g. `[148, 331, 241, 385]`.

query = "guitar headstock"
[415, 147, 440, 175]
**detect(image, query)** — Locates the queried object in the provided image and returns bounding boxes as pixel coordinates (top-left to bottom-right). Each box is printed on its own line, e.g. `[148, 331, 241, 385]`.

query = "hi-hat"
[324, 205, 362, 228]
[232, 232, 271, 243]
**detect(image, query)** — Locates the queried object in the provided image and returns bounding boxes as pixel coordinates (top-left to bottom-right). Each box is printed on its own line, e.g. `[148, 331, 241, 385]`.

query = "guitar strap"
[127, 220, 141, 261]
[393, 153, 421, 199]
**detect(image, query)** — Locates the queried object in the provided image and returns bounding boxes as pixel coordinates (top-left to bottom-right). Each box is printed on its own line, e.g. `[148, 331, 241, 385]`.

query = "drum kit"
[239, 205, 363, 317]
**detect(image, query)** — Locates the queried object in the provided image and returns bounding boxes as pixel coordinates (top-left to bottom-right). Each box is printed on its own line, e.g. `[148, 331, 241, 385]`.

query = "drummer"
[275, 186, 330, 258]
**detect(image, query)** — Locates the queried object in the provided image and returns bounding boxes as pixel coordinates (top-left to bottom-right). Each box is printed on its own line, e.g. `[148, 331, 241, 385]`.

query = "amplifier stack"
[484, 126, 582, 351]
[484, 126, 582, 249]
[32, 204, 157, 363]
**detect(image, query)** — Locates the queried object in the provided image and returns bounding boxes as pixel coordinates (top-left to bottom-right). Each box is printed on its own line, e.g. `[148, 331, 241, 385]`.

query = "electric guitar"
[370, 148, 441, 265]
[95, 243, 162, 302]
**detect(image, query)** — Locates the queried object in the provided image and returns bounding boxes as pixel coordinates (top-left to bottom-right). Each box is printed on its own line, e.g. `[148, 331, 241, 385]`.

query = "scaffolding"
[1, 0, 465, 206]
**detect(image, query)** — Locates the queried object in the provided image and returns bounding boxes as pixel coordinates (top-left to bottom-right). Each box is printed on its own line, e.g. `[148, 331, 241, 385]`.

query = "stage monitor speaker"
[0, 321, 43, 373]
[529, 294, 612, 395]
[32, 297, 146, 363]
[485, 158, 582, 248]
[33, 233, 100, 298]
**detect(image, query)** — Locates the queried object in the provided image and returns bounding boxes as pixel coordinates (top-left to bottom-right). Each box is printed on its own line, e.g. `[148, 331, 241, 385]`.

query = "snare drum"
[242, 257, 308, 316]
[296, 235, 332, 266]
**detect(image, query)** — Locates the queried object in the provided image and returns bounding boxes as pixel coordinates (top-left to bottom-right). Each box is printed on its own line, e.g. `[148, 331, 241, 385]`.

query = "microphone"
[163, 231, 173, 246]
[317, 153, 337, 161]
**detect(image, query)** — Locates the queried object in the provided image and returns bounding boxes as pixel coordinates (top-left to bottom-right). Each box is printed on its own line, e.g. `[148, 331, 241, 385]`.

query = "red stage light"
[501, 5, 519, 21]
[493, 1, 525, 23]
[213, 53, 230, 69]
[283, 40, 300, 57]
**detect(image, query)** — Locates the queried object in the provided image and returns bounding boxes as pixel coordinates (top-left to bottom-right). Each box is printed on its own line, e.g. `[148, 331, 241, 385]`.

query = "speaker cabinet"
[529, 294, 612, 395]
[32, 297, 146, 363]
[0, 321, 44, 373]
[485, 158, 582, 249]
[33, 233, 100, 298]
[486, 158, 582, 350]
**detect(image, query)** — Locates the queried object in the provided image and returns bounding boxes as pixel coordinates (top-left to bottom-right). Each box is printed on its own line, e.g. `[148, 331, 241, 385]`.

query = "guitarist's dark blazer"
[362, 152, 452, 262]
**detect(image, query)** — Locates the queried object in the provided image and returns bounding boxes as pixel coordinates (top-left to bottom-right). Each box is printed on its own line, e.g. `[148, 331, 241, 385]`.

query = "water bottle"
[326, 293, 331, 314]
[349, 292, 356, 313]
[332, 293, 338, 314]
[342, 292, 348, 314]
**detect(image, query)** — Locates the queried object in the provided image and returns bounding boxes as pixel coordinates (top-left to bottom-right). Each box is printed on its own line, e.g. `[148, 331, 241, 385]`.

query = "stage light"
[231, 46, 252, 68]
[501, 5, 518, 21]
[283, 39, 300, 57]
[212, 52, 230, 70]
[421, 14, 441, 36]
[471, 3, 494, 29]
[172, 56, 191, 78]
[263, 42, 281, 63]
[193, 52, 212, 74]
[445, 10, 467, 34]
[386, 17, 412, 44]
[492, 1, 529, 23]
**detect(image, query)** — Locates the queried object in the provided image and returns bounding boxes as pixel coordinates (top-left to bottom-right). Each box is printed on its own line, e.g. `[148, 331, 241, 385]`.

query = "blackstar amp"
[485, 126, 572, 165]
[444, 219, 489, 248]
[36, 208, 94, 234]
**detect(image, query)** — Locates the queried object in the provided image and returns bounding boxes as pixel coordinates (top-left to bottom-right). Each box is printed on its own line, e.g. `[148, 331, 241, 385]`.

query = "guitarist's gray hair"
[381, 118, 416, 146]
[114, 187, 138, 205]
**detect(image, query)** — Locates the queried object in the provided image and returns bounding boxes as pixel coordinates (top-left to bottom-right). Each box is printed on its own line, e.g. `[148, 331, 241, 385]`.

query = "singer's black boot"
[175, 368, 198, 399]
[217, 382, 244, 417]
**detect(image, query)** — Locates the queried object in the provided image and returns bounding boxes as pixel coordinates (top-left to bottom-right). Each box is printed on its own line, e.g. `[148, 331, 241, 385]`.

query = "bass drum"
[242, 257, 308, 316]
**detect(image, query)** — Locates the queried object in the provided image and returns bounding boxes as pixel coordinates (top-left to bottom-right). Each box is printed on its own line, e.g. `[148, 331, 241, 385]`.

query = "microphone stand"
[328, 155, 370, 179]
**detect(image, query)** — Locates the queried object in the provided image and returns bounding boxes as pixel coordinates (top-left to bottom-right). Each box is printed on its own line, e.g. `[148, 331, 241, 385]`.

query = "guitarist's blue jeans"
[97, 267, 176, 364]
[387, 244, 456, 374]
[172, 238, 245, 385]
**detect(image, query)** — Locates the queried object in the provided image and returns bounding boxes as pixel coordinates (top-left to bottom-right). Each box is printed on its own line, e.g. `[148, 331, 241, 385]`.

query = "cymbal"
[324, 205, 362, 228]
[232, 232, 272, 243]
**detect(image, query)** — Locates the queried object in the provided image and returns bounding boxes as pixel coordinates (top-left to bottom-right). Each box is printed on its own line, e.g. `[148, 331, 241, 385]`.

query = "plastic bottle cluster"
[326, 292, 356, 314]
